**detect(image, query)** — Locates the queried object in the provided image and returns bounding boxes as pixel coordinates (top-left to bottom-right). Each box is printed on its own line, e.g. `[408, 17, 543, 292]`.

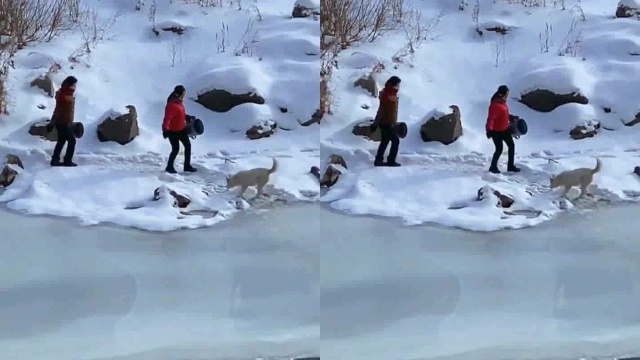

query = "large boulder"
[97, 105, 139, 145]
[520, 89, 589, 113]
[616, 1, 640, 18]
[569, 120, 600, 140]
[321, 154, 347, 188]
[28, 119, 58, 142]
[292, 0, 320, 18]
[420, 105, 463, 145]
[196, 89, 265, 113]
[30, 73, 55, 97]
[353, 73, 378, 97]
[352, 118, 381, 141]
[246, 119, 276, 140]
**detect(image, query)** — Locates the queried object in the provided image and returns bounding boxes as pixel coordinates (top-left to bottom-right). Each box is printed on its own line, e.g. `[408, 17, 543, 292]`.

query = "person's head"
[61, 76, 78, 92]
[493, 85, 509, 101]
[169, 85, 186, 101]
[385, 76, 401, 91]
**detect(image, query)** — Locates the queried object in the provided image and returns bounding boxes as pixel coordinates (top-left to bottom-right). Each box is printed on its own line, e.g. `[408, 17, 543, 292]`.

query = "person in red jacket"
[485, 85, 520, 174]
[162, 85, 196, 174]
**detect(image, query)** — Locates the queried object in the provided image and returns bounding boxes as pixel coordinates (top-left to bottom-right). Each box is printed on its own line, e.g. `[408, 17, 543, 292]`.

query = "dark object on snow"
[395, 122, 408, 139]
[72, 122, 84, 139]
[508, 115, 527, 139]
[634, 166, 640, 177]
[185, 115, 204, 138]
[310, 166, 321, 180]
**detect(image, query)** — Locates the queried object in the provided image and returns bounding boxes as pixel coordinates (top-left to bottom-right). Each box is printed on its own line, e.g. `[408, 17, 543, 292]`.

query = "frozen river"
[321, 205, 640, 360]
[2, 203, 640, 360]
[0, 207, 319, 360]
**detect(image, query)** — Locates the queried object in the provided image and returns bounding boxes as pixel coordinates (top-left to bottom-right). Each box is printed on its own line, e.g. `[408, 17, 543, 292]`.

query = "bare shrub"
[234, 17, 259, 57]
[557, 18, 582, 57]
[216, 22, 230, 53]
[539, 22, 553, 53]
[471, 0, 481, 33]
[392, 10, 443, 63]
[69, 9, 122, 63]
[494, 35, 506, 67]
[148, 0, 157, 31]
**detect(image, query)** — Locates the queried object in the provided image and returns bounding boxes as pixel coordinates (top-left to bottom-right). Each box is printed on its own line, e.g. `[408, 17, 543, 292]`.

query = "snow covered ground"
[320, 0, 640, 231]
[321, 205, 640, 360]
[0, 0, 320, 231]
[0, 206, 319, 360]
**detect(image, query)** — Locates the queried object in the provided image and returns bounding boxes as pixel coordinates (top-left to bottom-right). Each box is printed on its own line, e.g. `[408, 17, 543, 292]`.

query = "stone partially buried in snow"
[246, 119, 276, 140]
[616, 0, 640, 17]
[292, 0, 320, 18]
[196, 89, 265, 113]
[519, 89, 589, 113]
[153, 186, 190, 208]
[476, 186, 514, 208]
[30, 73, 55, 98]
[321, 154, 348, 188]
[0, 164, 19, 188]
[299, 108, 322, 126]
[28, 119, 58, 142]
[420, 105, 463, 145]
[352, 118, 381, 141]
[569, 120, 600, 140]
[96, 105, 140, 145]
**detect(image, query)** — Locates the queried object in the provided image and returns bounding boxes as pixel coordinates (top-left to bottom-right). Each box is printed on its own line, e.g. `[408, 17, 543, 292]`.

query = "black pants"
[375, 124, 400, 163]
[167, 130, 191, 169]
[52, 123, 76, 163]
[490, 130, 515, 169]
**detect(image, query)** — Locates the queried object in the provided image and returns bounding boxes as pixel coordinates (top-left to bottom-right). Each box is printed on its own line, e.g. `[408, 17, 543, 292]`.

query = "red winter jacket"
[486, 98, 509, 132]
[162, 98, 186, 132]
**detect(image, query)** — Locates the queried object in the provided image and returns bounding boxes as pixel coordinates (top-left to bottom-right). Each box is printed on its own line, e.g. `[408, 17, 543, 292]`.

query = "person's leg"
[375, 124, 391, 166]
[503, 131, 520, 172]
[489, 132, 503, 173]
[178, 130, 196, 172]
[166, 132, 180, 173]
[51, 124, 67, 166]
[62, 125, 76, 166]
[386, 125, 401, 166]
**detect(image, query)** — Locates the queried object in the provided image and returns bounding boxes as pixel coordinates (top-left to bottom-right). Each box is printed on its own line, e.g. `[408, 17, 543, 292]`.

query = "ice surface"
[320, 205, 640, 360]
[320, 0, 640, 231]
[0, 206, 319, 360]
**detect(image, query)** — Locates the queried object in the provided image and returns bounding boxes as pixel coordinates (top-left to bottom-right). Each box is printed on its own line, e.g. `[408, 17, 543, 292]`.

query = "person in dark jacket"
[162, 85, 197, 174]
[485, 85, 520, 174]
[49, 76, 78, 167]
[372, 76, 402, 167]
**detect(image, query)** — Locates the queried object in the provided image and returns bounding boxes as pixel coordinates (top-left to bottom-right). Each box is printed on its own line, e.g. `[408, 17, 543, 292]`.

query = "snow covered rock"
[353, 73, 378, 97]
[153, 186, 190, 208]
[4, 154, 23, 170]
[96, 105, 140, 145]
[246, 119, 276, 140]
[0, 164, 18, 188]
[28, 119, 58, 142]
[299, 108, 322, 126]
[616, 0, 640, 18]
[520, 89, 589, 113]
[420, 105, 463, 145]
[292, 0, 320, 18]
[476, 185, 514, 208]
[29, 73, 55, 98]
[623, 112, 640, 127]
[321, 154, 347, 188]
[310, 166, 321, 180]
[352, 118, 381, 141]
[196, 89, 265, 113]
[569, 120, 600, 140]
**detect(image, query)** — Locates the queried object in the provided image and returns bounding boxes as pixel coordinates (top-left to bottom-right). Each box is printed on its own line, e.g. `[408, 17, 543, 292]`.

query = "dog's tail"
[268, 158, 278, 174]
[592, 157, 601, 174]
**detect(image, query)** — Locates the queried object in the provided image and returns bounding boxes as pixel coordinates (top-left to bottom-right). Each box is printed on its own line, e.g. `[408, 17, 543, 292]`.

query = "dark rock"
[4, 154, 23, 169]
[153, 186, 190, 208]
[310, 166, 321, 180]
[634, 166, 640, 177]
[246, 119, 276, 140]
[30, 73, 55, 97]
[0, 164, 18, 188]
[569, 121, 600, 140]
[292, 2, 319, 18]
[616, 3, 640, 18]
[352, 118, 381, 141]
[477, 186, 514, 208]
[321, 154, 347, 188]
[97, 105, 139, 145]
[279, 106, 288, 113]
[299, 108, 322, 126]
[485, 26, 508, 34]
[623, 112, 640, 127]
[420, 105, 463, 145]
[161, 26, 185, 35]
[603, 106, 612, 113]
[196, 89, 265, 113]
[520, 89, 589, 113]
[353, 73, 378, 97]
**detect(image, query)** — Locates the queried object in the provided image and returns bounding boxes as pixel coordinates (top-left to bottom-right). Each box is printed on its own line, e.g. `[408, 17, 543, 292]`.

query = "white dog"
[226, 158, 278, 198]
[550, 158, 601, 198]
